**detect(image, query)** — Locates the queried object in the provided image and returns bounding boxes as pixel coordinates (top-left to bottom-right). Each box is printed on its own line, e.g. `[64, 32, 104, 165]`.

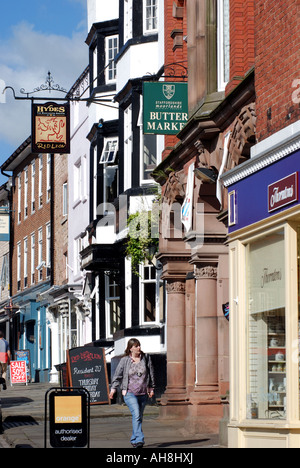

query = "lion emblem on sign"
[163, 84, 175, 100]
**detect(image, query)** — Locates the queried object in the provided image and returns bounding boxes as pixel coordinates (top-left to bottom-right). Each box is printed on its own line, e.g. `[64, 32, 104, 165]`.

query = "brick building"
[221, 0, 300, 448]
[154, 0, 256, 434]
[1, 139, 52, 381]
[0, 185, 10, 340]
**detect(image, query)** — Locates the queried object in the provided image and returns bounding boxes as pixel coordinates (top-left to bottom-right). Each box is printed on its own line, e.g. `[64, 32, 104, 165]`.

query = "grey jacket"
[111, 354, 155, 392]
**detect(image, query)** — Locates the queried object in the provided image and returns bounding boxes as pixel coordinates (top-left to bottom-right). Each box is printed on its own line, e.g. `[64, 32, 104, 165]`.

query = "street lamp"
[4, 298, 19, 320]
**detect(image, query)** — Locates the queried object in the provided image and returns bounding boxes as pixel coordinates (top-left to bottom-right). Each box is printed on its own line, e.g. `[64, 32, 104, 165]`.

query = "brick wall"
[11, 152, 51, 296]
[255, 0, 300, 142]
[225, 0, 255, 96]
[53, 153, 68, 286]
[162, 0, 188, 160]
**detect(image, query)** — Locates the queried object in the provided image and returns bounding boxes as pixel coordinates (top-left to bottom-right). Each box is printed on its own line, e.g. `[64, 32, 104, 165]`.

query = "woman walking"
[109, 338, 155, 448]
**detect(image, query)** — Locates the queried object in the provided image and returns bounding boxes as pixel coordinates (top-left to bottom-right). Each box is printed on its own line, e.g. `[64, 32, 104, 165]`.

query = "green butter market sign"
[143, 82, 188, 135]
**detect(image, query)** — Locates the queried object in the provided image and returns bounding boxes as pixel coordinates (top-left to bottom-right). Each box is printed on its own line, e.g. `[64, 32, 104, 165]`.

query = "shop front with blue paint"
[222, 121, 300, 448]
[12, 281, 51, 383]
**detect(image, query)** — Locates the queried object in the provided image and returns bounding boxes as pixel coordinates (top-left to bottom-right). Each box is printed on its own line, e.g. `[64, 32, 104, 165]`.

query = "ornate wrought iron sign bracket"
[2, 71, 117, 108]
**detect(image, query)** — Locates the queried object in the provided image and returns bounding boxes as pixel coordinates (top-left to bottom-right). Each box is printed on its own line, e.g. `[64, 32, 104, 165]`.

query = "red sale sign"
[10, 360, 27, 384]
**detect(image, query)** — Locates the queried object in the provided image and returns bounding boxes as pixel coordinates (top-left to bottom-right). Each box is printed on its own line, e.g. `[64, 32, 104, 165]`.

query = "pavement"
[0, 383, 221, 450]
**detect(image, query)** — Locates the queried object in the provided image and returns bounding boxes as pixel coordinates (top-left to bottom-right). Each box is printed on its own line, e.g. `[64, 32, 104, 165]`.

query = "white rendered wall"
[87, 0, 119, 30]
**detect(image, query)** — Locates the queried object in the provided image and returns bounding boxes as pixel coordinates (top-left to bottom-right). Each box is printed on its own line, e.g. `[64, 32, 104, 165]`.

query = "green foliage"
[125, 210, 159, 276]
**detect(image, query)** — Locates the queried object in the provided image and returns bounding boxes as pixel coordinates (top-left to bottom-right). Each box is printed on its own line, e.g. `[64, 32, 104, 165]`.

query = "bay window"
[247, 230, 286, 420]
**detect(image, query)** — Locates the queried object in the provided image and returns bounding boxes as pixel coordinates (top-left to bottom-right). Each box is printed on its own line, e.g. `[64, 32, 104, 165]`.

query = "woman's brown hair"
[124, 338, 142, 356]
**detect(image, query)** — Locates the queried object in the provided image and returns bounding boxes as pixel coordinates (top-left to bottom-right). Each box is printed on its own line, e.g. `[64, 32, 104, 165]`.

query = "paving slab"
[0, 383, 221, 449]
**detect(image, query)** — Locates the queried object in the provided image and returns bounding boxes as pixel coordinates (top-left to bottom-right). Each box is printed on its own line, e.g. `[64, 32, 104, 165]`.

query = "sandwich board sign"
[10, 361, 28, 384]
[45, 387, 90, 448]
[67, 346, 110, 405]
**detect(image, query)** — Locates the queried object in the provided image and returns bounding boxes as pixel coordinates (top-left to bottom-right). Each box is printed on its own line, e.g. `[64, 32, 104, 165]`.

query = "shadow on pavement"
[0, 397, 33, 408]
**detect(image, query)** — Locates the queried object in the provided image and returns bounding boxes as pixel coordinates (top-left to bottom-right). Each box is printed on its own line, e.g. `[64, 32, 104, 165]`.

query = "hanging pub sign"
[32, 101, 70, 154]
[143, 82, 188, 135]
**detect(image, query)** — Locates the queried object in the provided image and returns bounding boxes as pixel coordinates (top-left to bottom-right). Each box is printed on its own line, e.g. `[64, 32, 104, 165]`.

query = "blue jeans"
[123, 393, 148, 445]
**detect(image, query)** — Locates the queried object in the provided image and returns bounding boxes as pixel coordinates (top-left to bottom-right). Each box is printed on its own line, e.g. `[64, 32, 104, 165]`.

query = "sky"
[0, 0, 88, 183]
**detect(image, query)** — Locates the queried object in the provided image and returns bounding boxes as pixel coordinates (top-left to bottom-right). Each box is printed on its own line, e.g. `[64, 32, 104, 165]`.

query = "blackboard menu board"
[67, 346, 110, 405]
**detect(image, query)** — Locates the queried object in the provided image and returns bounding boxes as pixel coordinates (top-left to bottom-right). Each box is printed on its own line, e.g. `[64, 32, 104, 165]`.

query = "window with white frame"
[105, 35, 119, 83]
[93, 146, 98, 220]
[138, 100, 157, 183]
[24, 237, 28, 288]
[100, 138, 119, 209]
[0, 254, 9, 297]
[144, 0, 158, 34]
[17, 242, 21, 291]
[31, 161, 36, 213]
[140, 261, 158, 323]
[46, 223, 51, 278]
[74, 159, 82, 203]
[124, 0, 133, 43]
[105, 273, 121, 336]
[24, 167, 28, 218]
[93, 46, 98, 86]
[70, 308, 78, 349]
[38, 154, 43, 208]
[124, 105, 132, 191]
[38, 228, 43, 281]
[31, 233, 35, 285]
[17, 173, 21, 223]
[100, 138, 119, 164]
[217, 0, 230, 91]
[74, 236, 83, 276]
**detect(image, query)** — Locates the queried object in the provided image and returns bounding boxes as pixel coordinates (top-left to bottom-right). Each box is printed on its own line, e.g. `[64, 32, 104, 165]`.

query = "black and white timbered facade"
[81, 0, 166, 393]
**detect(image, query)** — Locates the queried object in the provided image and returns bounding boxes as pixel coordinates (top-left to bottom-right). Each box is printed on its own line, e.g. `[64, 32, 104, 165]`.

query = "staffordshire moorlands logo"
[163, 84, 175, 100]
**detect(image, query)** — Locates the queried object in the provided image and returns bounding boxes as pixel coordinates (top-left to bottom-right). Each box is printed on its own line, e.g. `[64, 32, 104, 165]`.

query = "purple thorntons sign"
[268, 173, 298, 213]
[227, 148, 300, 233]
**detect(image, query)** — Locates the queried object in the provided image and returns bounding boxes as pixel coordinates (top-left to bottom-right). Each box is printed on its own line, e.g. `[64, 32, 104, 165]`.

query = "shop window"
[246, 230, 286, 420]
